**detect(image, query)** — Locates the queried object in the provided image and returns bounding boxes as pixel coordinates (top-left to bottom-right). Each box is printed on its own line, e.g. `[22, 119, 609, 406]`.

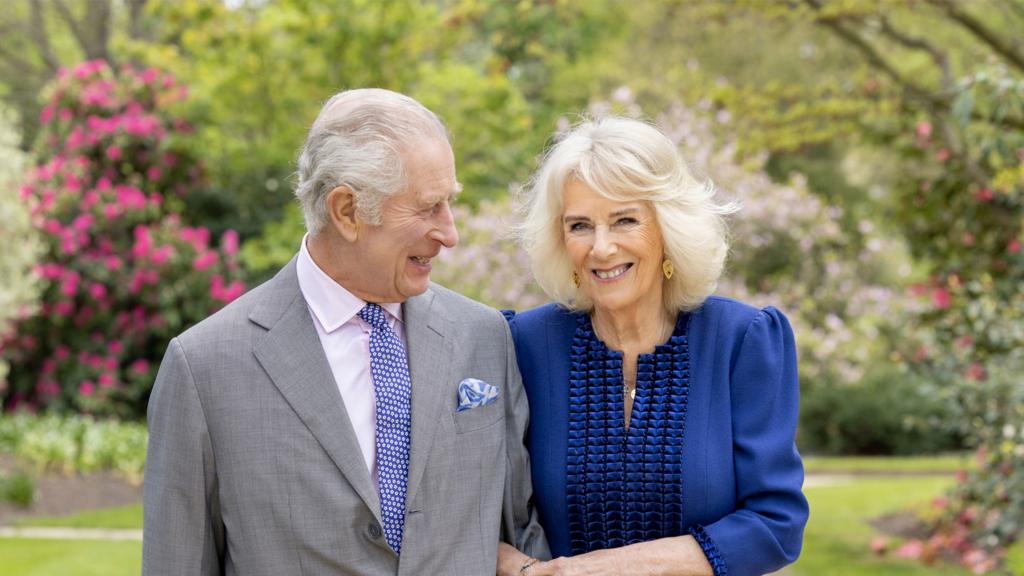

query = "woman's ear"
[326, 185, 359, 242]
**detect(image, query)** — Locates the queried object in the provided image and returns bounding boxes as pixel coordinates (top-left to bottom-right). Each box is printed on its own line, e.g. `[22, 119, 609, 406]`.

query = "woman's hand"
[517, 535, 713, 576]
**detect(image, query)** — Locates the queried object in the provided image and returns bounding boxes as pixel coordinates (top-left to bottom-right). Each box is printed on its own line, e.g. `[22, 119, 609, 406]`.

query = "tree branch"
[925, 0, 1024, 74]
[51, 0, 110, 62]
[28, 0, 60, 72]
[874, 14, 952, 90]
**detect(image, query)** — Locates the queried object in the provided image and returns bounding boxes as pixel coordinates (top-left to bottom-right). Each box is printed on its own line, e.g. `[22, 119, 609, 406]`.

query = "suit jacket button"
[368, 523, 383, 539]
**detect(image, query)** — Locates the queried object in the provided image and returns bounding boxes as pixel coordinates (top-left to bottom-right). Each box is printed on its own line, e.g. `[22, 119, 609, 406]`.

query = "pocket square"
[456, 378, 499, 412]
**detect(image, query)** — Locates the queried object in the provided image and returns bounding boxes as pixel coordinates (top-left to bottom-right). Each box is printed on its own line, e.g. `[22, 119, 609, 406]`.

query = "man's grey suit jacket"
[142, 258, 548, 575]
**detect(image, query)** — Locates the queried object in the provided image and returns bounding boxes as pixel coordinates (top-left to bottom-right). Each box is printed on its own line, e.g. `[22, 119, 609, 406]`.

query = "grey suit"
[143, 259, 548, 575]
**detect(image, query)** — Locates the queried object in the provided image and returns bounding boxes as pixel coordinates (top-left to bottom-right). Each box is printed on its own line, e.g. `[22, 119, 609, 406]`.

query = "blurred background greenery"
[0, 0, 1022, 573]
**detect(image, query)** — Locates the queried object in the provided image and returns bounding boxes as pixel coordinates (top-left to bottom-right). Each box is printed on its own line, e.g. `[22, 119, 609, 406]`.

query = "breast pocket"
[452, 398, 504, 434]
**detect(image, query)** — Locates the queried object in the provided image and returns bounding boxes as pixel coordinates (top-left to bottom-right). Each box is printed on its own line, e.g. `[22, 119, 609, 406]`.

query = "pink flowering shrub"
[0, 60, 245, 418]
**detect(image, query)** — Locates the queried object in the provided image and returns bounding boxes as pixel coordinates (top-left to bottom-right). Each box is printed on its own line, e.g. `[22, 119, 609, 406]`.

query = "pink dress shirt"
[295, 235, 406, 491]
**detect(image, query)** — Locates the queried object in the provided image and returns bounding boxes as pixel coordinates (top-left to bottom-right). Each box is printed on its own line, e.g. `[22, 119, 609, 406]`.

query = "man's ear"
[326, 185, 359, 242]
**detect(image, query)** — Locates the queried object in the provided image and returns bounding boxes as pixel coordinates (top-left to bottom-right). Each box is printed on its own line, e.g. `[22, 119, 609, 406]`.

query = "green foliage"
[799, 366, 964, 456]
[0, 469, 35, 508]
[0, 413, 147, 481]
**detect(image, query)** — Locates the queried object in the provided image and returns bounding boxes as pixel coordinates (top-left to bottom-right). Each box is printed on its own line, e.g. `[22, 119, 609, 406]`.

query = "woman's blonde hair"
[519, 116, 737, 312]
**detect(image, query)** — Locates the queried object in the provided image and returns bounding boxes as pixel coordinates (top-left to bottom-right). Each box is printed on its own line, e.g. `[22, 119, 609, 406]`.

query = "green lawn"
[790, 476, 974, 575]
[0, 538, 141, 576]
[2, 465, 1022, 575]
[15, 503, 142, 529]
[803, 454, 972, 474]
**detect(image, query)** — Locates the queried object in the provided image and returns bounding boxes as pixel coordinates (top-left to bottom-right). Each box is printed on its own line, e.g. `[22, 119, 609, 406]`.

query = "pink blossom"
[147, 166, 162, 181]
[975, 188, 994, 202]
[894, 539, 923, 559]
[41, 358, 56, 375]
[140, 67, 160, 84]
[103, 203, 121, 220]
[61, 270, 81, 296]
[193, 251, 218, 272]
[106, 145, 122, 161]
[955, 335, 973, 349]
[72, 213, 94, 233]
[130, 359, 151, 375]
[210, 274, 245, 303]
[40, 104, 55, 124]
[79, 380, 95, 396]
[19, 184, 33, 200]
[1009, 238, 1021, 254]
[932, 496, 948, 509]
[916, 121, 932, 139]
[870, 536, 889, 555]
[104, 255, 122, 271]
[965, 363, 986, 381]
[110, 340, 123, 355]
[54, 301, 74, 317]
[132, 225, 152, 259]
[221, 229, 239, 256]
[98, 374, 116, 388]
[151, 244, 173, 265]
[55, 345, 70, 360]
[96, 177, 112, 191]
[82, 190, 100, 209]
[89, 283, 108, 300]
[162, 152, 177, 167]
[59, 108, 72, 123]
[931, 287, 951, 309]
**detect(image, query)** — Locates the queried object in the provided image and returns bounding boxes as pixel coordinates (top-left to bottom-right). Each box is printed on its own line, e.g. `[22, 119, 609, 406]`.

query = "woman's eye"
[616, 217, 638, 226]
[569, 222, 590, 232]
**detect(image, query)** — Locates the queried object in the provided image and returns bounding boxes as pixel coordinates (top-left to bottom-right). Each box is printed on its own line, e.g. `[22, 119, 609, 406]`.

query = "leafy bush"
[0, 470, 35, 508]
[0, 413, 147, 481]
[0, 60, 245, 418]
[799, 366, 964, 456]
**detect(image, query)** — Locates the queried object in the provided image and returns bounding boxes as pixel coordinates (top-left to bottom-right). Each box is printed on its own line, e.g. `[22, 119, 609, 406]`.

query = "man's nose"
[431, 203, 459, 248]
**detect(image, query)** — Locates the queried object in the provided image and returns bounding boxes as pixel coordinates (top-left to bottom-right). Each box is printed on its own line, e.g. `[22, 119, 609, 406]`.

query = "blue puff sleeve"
[702, 307, 808, 576]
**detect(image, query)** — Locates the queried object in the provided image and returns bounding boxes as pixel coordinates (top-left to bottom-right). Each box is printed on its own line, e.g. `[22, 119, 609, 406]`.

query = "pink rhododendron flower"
[975, 187, 994, 201]
[105, 255, 122, 271]
[106, 145, 122, 161]
[221, 229, 239, 256]
[55, 345, 70, 360]
[109, 340, 123, 355]
[147, 166, 162, 181]
[965, 363, 986, 381]
[931, 287, 951, 309]
[89, 283, 108, 300]
[1009, 238, 1021, 254]
[99, 374, 116, 388]
[193, 251, 218, 271]
[130, 359, 150, 375]
[151, 244, 173, 265]
[79, 380, 95, 396]
[40, 104, 55, 124]
[132, 225, 152, 259]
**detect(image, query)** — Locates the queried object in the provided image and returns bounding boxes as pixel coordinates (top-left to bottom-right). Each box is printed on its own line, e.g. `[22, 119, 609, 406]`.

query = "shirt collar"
[296, 234, 403, 333]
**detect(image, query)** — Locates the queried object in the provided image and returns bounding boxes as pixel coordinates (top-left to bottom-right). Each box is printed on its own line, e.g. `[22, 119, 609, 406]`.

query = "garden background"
[0, 0, 1022, 574]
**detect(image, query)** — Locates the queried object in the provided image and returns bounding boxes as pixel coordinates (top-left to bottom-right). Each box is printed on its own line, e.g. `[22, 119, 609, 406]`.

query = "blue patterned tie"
[359, 303, 412, 555]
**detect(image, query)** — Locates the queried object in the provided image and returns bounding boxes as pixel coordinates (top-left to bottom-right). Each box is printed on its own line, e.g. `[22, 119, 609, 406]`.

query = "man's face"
[354, 138, 460, 303]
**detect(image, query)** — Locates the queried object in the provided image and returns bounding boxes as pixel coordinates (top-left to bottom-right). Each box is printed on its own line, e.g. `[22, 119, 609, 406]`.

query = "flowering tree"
[0, 60, 245, 419]
[0, 111, 41, 386]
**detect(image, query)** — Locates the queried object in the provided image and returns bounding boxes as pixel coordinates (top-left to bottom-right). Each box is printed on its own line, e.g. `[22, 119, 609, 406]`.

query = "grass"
[15, 503, 142, 529]
[803, 453, 972, 474]
[793, 476, 972, 575]
[0, 538, 141, 576]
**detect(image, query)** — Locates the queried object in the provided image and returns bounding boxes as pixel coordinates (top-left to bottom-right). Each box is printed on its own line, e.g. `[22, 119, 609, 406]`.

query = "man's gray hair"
[295, 89, 449, 235]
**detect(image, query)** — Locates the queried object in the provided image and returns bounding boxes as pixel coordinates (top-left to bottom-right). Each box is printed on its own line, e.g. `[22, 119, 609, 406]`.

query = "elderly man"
[142, 88, 548, 574]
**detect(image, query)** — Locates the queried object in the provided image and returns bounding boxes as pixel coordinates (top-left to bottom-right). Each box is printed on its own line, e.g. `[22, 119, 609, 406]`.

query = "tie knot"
[358, 303, 389, 330]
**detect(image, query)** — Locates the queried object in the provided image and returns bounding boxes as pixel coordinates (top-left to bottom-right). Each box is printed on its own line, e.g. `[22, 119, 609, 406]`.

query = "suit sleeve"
[143, 337, 225, 575]
[697, 307, 809, 576]
[499, 313, 552, 560]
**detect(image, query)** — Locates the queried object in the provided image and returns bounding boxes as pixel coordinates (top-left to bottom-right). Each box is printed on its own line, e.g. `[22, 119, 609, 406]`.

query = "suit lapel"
[402, 287, 453, 511]
[251, 262, 382, 524]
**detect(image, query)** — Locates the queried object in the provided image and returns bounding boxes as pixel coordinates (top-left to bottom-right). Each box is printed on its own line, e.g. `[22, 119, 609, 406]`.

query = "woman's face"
[561, 179, 665, 316]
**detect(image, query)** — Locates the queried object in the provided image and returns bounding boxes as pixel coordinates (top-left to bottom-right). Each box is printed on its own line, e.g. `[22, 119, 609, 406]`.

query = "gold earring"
[662, 259, 674, 280]
[572, 270, 580, 288]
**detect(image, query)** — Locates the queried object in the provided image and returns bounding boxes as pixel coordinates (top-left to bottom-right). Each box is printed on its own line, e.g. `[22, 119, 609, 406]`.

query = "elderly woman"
[498, 117, 808, 576]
